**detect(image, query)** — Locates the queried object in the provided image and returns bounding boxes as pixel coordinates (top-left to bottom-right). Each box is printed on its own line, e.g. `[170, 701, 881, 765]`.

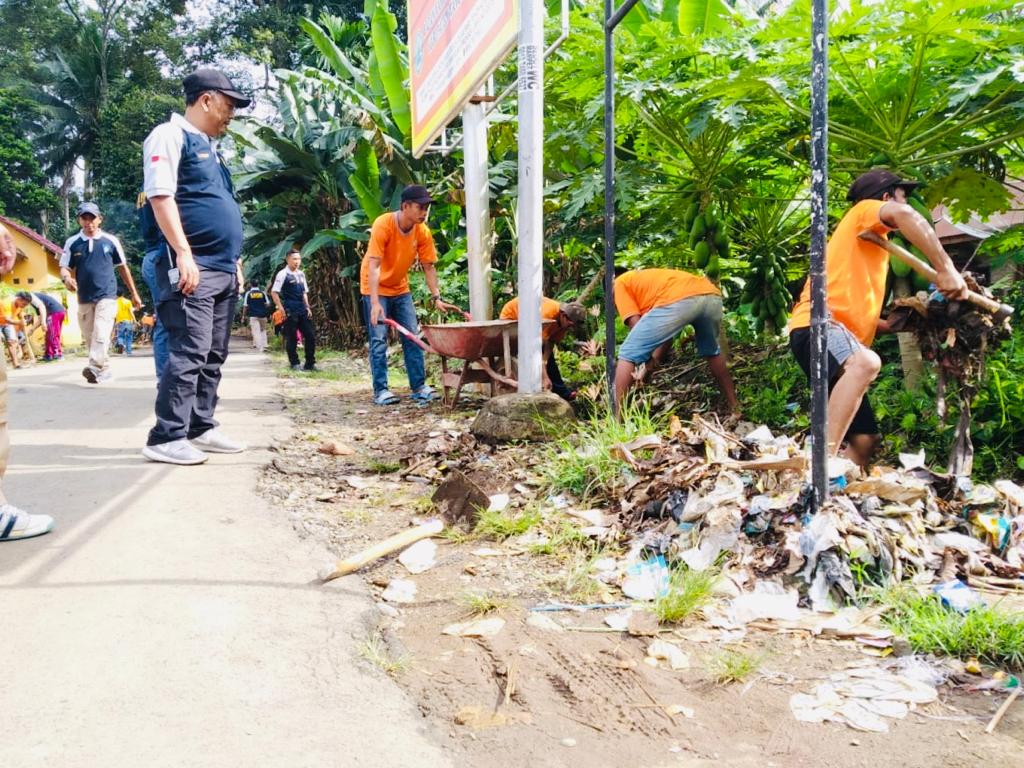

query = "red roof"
[0, 215, 63, 256]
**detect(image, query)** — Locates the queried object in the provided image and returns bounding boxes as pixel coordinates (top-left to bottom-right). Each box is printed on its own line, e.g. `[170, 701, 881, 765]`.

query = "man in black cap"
[359, 184, 461, 406]
[138, 68, 251, 465]
[60, 201, 142, 383]
[788, 169, 968, 467]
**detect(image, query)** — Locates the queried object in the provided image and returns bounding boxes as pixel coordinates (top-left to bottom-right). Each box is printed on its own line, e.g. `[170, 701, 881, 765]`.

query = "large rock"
[470, 392, 575, 443]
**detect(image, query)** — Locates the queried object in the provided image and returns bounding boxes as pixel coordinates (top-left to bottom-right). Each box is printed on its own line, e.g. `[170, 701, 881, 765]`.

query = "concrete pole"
[515, 0, 544, 393]
[463, 101, 493, 321]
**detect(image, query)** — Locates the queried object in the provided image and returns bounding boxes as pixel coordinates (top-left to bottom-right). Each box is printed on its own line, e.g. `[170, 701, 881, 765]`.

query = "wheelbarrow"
[383, 317, 550, 408]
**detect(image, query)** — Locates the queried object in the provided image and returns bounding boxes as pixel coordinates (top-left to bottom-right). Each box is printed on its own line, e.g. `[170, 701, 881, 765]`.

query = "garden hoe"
[859, 231, 1014, 322]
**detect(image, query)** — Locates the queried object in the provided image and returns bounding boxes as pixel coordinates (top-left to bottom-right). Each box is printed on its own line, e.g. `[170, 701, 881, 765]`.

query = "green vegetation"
[878, 587, 1024, 670]
[528, 519, 593, 558]
[357, 633, 410, 677]
[653, 567, 718, 624]
[543, 401, 664, 500]
[550, 552, 607, 604]
[706, 647, 769, 685]
[366, 459, 401, 474]
[474, 506, 541, 541]
[457, 591, 513, 617]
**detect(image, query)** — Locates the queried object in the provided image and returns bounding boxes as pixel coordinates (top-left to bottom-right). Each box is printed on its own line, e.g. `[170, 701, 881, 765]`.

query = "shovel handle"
[382, 317, 433, 351]
[859, 231, 1012, 318]
[320, 519, 444, 582]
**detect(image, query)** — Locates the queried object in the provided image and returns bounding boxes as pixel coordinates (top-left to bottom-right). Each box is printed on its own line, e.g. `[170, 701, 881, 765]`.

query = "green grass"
[474, 505, 541, 540]
[876, 586, 1024, 670]
[706, 647, 768, 684]
[653, 567, 717, 624]
[438, 526, 474, 544]
[357, 633, 411, 677]
[527, 518, 592, 558]
[366, 459, 401, 474]
[458, 590, 513, 616]
[542, 400, 664, 501]
[550, 552, 606, 603]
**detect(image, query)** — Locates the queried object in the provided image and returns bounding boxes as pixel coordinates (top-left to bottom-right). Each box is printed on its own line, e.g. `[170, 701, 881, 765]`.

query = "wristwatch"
[432, 294, 441, 302]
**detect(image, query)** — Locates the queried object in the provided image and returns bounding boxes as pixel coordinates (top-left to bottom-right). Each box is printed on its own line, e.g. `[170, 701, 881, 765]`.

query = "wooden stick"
[985, 687, 1021, 734]
[319, 519, 444, 582]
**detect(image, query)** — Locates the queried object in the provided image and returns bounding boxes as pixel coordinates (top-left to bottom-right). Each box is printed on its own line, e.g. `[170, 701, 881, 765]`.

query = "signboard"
[408, 0, 519, 158]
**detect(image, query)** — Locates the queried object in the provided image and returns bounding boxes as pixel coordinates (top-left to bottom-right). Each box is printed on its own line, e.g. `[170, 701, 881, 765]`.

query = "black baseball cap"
[400, 184, 436, 206]
[847, 169, 919, 202]
[77, 201, 100, 217]
[183, 68, 252, 108]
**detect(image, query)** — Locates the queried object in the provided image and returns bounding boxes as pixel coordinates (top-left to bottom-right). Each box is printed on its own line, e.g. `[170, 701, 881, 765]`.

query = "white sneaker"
[191, 429, 246, 454]
[0, 504, 55, 541]
[142, 439, 209, 465]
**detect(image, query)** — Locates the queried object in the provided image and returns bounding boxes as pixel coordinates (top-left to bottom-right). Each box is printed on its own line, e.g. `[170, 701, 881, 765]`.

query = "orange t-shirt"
[499, 296, 561, 340]
[614, 269, 718, 321]
[788, 200, 892, 346]
[359, 212, 438, 297]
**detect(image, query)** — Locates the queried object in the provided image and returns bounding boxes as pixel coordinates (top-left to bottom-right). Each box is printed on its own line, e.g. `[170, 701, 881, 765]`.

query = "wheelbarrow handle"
[381, 317, 434, 352]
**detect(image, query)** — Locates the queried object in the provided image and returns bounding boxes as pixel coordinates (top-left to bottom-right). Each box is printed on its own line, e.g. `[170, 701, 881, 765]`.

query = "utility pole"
[516, 0, 544, 393]
[463, 100, 493, 321]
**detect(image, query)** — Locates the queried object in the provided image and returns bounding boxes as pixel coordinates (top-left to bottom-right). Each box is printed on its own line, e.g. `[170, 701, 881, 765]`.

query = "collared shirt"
[143, 113, 217, 198]
[140, 112, 243, 273]
[272, 267, 308, 313]
[244, 287, 271, 318]
[359, 212, 438, 297]
[60, 229, 127, 304]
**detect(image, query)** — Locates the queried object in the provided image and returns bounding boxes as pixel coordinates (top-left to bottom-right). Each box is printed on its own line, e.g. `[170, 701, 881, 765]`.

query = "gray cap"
[77, 201, 100, 217]
[559, 301, 587, 326]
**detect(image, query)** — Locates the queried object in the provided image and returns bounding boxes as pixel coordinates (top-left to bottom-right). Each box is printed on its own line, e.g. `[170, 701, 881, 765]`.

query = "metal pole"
[463, 100, 493, 321]
[602, 0, 640, 413]
[516, 0, 544, 393]
[809, 0, 830, 506]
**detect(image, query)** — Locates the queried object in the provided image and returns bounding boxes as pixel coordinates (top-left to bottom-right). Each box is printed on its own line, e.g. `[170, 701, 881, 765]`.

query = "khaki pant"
[78, 298, 117, 373]
[0, 348, 9, 503]
[249, 316, 268, 352]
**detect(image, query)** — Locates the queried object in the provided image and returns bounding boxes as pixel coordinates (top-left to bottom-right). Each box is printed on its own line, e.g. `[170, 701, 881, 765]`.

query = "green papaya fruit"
[684, 201, 700, 225]
[704, 207, 718, 229]
[689, 215, 706, 247]
[911, 270, 931, 291]
[774, 309, 788, 330]
[766, 295, 778, 315]
[908, 197, 932, 224]
[889, 252, 912, 278]
[754, 316, 765, 334]
[706, 253, 720, 279]
[751, 295, 763, 316]
[694, 241, 711, 268]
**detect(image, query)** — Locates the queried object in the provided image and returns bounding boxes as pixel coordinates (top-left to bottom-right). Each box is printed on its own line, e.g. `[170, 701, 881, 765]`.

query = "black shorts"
[788, 327, 879, 437]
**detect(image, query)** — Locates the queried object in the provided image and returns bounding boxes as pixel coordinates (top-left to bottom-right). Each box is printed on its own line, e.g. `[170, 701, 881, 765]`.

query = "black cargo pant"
[147, 267, 238, 446]
[284, 309, 316, 368]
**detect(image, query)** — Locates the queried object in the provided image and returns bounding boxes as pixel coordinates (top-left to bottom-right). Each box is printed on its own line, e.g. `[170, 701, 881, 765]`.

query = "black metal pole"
[603, 0, 640, 414]
[809, 0, 830, 507]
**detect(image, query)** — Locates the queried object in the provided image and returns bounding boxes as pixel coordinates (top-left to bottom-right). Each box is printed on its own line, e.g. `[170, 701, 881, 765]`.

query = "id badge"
[168, 267, 180, 285]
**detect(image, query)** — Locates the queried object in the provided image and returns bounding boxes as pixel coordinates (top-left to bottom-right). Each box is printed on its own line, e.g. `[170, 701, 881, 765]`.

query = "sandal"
[374, 389, 400, 406]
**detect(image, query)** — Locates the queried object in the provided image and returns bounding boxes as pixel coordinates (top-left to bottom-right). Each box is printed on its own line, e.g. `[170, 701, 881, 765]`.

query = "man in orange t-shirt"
[361, 184, 462, 405]
[788, 169, 967, 466]
[500, 296, 587, 401]
[614, 268, 738, 411]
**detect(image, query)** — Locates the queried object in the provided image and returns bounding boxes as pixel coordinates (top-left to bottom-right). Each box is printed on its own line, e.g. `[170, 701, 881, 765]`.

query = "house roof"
[0, 215, 63, 256]
[932, 183, 1024, 242]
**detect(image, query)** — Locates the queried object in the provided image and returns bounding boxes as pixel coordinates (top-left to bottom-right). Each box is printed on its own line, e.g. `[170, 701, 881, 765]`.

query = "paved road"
[0, 345, 451, 768]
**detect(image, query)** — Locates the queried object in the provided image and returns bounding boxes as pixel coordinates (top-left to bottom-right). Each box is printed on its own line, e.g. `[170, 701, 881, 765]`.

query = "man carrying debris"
[241, 281, 271, 352]
[499, 296, 587, 401]
[788, 169, 968, 467]
[361, 184, 461, 406]
[613, 268, 739, 412]
[271, 249, 317, 371]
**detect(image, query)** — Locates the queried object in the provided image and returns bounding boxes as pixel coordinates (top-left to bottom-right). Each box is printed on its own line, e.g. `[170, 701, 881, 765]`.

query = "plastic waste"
[932, 579, 985, 613]
[621, 555, 670, 601]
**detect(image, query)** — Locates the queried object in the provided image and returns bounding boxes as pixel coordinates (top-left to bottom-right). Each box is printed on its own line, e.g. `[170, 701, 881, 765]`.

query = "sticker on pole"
[408, 0, 519, 158]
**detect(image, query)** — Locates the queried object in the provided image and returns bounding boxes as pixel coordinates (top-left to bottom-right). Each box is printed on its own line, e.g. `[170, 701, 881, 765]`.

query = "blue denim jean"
[362, 293, 425, 395]
[116, 321, 134, 355]
[142, 246, 169, 379]
[618, 293, 722, 364]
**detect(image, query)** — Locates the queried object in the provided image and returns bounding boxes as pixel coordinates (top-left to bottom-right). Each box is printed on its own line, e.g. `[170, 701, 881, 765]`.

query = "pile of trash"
[576, 415, 1024, 611]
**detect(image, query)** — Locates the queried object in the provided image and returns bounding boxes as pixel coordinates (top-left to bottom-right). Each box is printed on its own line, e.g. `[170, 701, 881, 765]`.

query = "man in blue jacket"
[139, 68, 249, 465]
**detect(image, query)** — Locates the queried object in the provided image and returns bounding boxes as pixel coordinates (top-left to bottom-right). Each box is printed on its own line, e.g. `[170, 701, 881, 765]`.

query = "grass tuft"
[876, 586, 1024, 670]
[653, 567, 717, 624]
[458, 591, 513, 616]
[366, 459, 401, 474]
[542, 401, 664, 501]
[549, 552, 606, 604]
[706, 647, 768, 684]
[474, 506, 541, 540]
[358, 633, 411, 677]
[528, 518, 592, 558]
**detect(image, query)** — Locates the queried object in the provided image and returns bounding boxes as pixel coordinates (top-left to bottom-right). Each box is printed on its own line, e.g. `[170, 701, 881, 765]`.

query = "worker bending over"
[614, 268, 738, 412]
[500, 296, 587, 401]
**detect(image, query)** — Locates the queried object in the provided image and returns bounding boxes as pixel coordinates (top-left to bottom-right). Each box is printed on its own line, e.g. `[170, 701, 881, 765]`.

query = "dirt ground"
[258, 351, 1023, 768]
